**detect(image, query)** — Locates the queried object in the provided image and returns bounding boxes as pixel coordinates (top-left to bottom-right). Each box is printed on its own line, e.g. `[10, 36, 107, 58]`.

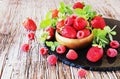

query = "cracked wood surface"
[0, 0, 120, 79]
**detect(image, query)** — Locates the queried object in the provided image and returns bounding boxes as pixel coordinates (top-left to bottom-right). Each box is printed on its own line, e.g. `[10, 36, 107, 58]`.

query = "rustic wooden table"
[0, 0, 120, 79]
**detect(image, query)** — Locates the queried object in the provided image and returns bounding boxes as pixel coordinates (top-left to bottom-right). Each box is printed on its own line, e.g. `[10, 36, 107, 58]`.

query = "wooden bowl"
[55, 31, 94, 49]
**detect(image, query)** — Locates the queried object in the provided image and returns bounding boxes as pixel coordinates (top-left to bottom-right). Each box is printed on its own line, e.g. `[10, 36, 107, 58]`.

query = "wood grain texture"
[0, 0, 120, 79]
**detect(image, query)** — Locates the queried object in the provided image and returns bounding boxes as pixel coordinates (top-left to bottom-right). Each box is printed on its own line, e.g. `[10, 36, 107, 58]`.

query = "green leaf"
[40, 32, 49, 42]
[51, 18, 58, 28]
[54, 42, 60, 47]
[83, 5, 92, 12]
[51, 46, 56, 51]
[108, 34, 113, 41]
[104, 26, 111, 32]
[46, 41, 54, 47]
[110, 31, 116, 35]
[40, 19, 51, 28]
[46, 11, 52, 19]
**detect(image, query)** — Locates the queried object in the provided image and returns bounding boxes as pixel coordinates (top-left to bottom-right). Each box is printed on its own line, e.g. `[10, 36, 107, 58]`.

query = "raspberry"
[71, 15, 77, 19]
[23, 18, 37, 31]
[73, 2, 84, 9]
[45, 26, 55, 40]
[65, 17, 74, 26]
[56, 45, 66, 54]
[28, 32, 35, 40]
[56, 20, 65, 33]
[82, 29, 90, 37]
[61, 26, 77, 39]
[39, 47, 48, 55]
[52, 9, 59, 18]
[91, 16, 106, 29]
[107, 48, 118, 58]
[21, 44, 30, 52]
[77, 31, 85, 39]
[47, 55, 57, 65]
[66, 49, 78, 60]
[110, 40, 120, 49]
[86, 46, 103, 62]
[77, 68, 87, 78]
[73, 17, 87, 30]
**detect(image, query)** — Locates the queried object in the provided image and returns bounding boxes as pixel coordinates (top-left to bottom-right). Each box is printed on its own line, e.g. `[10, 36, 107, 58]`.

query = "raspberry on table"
[110, 40, 120, 49]
[56, 45, 66, 54]
[21, 44, 30, 52]
[77, 68, 87, 78]
[107, 48, 118, 58]
[28, 32, 35, 40]
[39, 47, 48, 55]
[66, 49, 78, 60]
[47, 55, 57, 65]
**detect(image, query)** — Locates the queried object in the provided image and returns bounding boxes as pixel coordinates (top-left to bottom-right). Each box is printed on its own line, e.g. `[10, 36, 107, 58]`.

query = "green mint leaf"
[40, 32, 49, 42]
[83, 5, 92, 12]
[110, 31, 116, 35]
[108, 34, 113, 41]
[46, 41, 54, 47]
[54, 42, 60, 47]
[51, 46, 56, 51]
[40, 19, 51, 28]
[59, 2, 65, 13]
[51, 18, 58, 28]
[46, 11, 52, 19]
[104, 26, 111, 32]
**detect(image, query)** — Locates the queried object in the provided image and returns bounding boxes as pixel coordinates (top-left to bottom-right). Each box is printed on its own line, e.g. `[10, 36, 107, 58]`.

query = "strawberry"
[110, 40, 120, 49]
[91, 16, 106, 29]
[107, 48, 118, 58]
[86, 46, 104, 62]
[23, 18, 37, 31]
[77, 68, 87, 78]
[73, 2, 84, 9]
[56, 20, 65, 33]
[21, 44, 30, 52]
[73, 17, 87, 30]
[52, 9, 59, 18]
[56, 45, 66, 54]
[77, 31, 85, 39]
[45, 26, 55, 40]
[27, 32, 35, 40]
[65, 17, 74, 26]
[82, 29, 90, 37]
[66, 49, 78, 60]
[47, 55, 57, 65]
[61, 26, 77, 38]
[39, 47, 48, 55]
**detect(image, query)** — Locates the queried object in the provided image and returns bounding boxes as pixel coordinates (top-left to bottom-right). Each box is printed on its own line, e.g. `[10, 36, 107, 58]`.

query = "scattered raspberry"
[110, 40, 120, 49]
[77, 31, 85, 39]
[107, 48, 118, 58]
[77, 68, 87, 78]
[91, 16, 106, 29]
[73, 17, 87, 30]
[61, 26, 77, 39]
[82, 29, 90, 37]
[56, 20, 65, 33]
[47, 55, 57, 65]
[39, 47, 48, 55]
[73, 2, 84, 9]
[66, 49, 78, 60]
[21, 44, 30, 52]
[56, 45, 66, 54]
[45, 26, 55, 40]
[23, 18, 37, 31]
[65, 17, 74, 26]
[52, 9, 59, 18]
[86, 46, 103, 62]
[71, 15, 77, 19]
[28, 32, 35, 40]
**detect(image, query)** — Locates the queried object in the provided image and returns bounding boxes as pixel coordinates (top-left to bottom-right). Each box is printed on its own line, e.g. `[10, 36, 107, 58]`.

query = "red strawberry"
[73, 17, 87, 30]
[77, 68, 87, 78]
[27, 32, 35, 40]
[39, 47, 48, 55]
[91, 16, 106, 29]
[86, 46, 104, 62]
[56, 45, 66, 54]
[65, 17, 74, 26]
[61, 26, 77, 38]
[45, 26, 55, 40]
[73, 2, 84, 9]
[107, 48, 118, 58]
[77, 31, 85, 39]
[110, 40, 120, 49]
[82, 29, 90, 37]
[52, 9, 59, 18]
[66, 49, 78, 60]
[21, 44, 30, 52]
[47, 55, 57, 65]
[23, 18, 37, 31]
[56, 20, 65, 33]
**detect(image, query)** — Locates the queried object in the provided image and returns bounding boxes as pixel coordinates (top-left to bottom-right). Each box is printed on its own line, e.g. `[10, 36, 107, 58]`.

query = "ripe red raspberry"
[86, 46, 103, 62]
[73, 17, 87, 30]
[82, 29, 90, 37]
[77, 31, 85, 39]
[27, 32, 35, 40]
[107, 48, 118, 58]
[56, 45, 66, 54]
[91, 16, 106, 29]
[71, 15, 77, 19]
[65, 17, 74, 26]
[52, 9, 59, 18]
[77, 68, 87, 78]
[21, 44, 30, 52]
[56, 20, 65, 33]
[47, 55, 57, 65]
[110, 40, 120, 49]
[61, 26, 77, 39]
[66, 49, 78, 60]
[73, 2, 84, 9]
[39, 47, 48, 55]
[45, 26, 55, 40]
[23, 18, 37, 31]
